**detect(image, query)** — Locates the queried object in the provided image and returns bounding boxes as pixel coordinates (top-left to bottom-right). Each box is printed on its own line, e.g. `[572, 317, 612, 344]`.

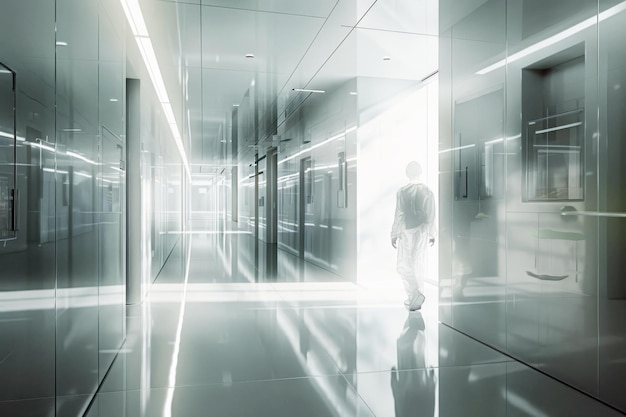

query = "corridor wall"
[0, 0, 186, 415]
[439, 0, 626, 412]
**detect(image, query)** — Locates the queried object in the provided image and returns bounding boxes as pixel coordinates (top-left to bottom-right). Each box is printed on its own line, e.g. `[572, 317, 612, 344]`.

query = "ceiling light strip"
[120, 0, 190, 178]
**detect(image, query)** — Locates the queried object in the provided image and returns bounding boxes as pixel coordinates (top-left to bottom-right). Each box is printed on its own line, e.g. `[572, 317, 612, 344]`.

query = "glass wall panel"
[441, 0, 508, 350]
[441, 0, 626, 412]
[505, 0, 599, 395]
[55, 1, 101, 413]
[598, 0, 626, 411]
[0, 1, 57, 415]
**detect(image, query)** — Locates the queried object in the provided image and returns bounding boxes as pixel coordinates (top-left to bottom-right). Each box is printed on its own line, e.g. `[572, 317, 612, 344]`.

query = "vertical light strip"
[120, 0, 190, 178]
[163, 238, 192, 417]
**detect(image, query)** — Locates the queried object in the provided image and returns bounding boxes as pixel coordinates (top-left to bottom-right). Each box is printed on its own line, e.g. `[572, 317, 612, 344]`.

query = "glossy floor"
[84, 233, 623, 417]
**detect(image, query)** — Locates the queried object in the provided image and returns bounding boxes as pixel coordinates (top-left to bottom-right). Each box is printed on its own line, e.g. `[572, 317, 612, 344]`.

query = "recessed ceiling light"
[383, 56, 391, 61]
[292, 88, 326, 94]
[233, 104, 240, 107]
[349, 91, 357, 96]
[245, 53, 254, 58]
[56, 41, 68, 46]
[109, 98, 119, 102]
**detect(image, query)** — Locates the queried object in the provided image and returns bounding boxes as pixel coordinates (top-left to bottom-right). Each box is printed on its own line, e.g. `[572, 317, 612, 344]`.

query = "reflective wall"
[274, 80, 358, 279]
[0, 1, 56, 415]
[0, 0, 126, 415]
[227, 0, 440, 283]
[232, 78, 358, 281]
[0, 0, 186, 415]
[440, 0, 626, 411]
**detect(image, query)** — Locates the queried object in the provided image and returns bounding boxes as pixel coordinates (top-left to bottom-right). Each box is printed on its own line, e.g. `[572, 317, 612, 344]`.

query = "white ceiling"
[145, 0, 439, 164]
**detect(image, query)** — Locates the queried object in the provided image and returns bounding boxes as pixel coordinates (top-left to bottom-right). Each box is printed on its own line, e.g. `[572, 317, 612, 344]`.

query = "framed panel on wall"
[0, 61, 17, 241]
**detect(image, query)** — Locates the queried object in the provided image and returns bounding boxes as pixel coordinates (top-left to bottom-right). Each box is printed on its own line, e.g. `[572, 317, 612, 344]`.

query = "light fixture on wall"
[292, 88, 326, 94]
[56, 41, 68, 46]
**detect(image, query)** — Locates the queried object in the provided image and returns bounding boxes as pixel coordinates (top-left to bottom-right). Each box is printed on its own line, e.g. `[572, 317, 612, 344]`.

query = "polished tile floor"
[84, 234, 624, 417]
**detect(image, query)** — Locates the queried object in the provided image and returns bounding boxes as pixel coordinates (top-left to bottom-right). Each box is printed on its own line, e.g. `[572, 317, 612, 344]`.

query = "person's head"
[405, 161, 422, 180]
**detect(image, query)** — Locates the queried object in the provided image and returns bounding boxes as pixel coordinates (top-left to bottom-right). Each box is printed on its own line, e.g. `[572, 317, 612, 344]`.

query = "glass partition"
[0, 62, 16, 241]
[525, 109, 584, 201]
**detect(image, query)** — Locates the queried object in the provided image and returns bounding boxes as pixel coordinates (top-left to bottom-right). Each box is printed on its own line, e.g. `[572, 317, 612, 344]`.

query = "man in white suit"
[391, 161, 436, 311]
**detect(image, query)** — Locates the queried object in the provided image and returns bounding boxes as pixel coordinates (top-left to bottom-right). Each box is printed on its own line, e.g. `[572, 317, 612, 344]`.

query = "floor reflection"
[391, 313, 436, 417]
[84, 233, 623, 417]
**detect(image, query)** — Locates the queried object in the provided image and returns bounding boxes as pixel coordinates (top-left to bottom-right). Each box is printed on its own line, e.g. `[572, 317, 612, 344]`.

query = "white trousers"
[396, 225, 429, 300]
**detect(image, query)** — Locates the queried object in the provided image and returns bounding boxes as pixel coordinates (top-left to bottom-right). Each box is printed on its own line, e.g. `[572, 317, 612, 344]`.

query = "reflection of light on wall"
[75, 171, 93, 179]
[142, 169, 152, 295]
[502, 388, 550, 417]
[0, 131, 25, 141]
[0, 286, 126, 312]
[67, 150, 98, 165]
[43, 168, 69, 175]
[278, 126, 357, 166]
[278, 172, 299, 185]
[485, 137, 504, 145]
[27, 141, 56, 152]
[140, 297, 151, 412]
[477, 1, 626, 75]
[438, 144, 476, 154]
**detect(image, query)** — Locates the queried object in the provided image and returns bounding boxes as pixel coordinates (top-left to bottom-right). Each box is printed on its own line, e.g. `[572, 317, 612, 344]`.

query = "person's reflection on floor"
[391, 313, 436, 417]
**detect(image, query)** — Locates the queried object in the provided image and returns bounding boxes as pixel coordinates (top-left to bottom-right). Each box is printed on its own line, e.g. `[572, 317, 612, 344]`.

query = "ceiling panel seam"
[346, 25, 440, 38]
[158, 0, 329, 19]
[253, 0, 381, 144]
[251, 0, 344, 143]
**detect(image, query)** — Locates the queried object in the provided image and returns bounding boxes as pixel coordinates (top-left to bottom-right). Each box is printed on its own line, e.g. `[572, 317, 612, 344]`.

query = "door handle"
[463, 166, 468, 198]
[11, 188, 19, 231]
